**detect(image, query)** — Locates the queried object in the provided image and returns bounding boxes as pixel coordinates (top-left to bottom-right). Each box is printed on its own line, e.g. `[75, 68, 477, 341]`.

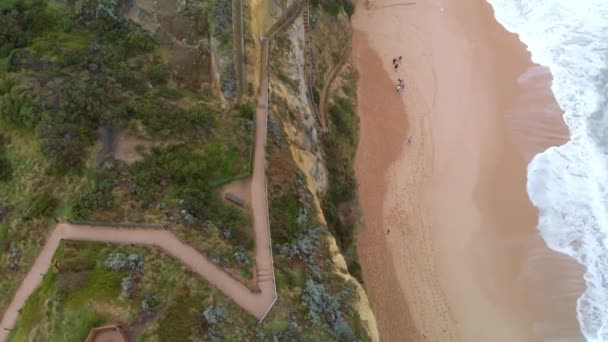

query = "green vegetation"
[0, 133, 11, 181]
[321, 71, 363, 281]
[146, 62, 167, 85]
[2, 0, 372, 340]
[208, 0, 237, 98]
[265, 34, 368, 338]
[270, 188, 308, 244]
[240, 100, 255, 120]
[0, 0, 254, 315]
[312, 0, 354, 18]
[24, 191, 57, 220]
[8, 241, 258, 341]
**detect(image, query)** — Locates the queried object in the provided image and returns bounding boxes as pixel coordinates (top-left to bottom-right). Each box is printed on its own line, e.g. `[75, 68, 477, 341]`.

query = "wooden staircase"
[256, 265, 275, 283]
[302, 0, 323, 129]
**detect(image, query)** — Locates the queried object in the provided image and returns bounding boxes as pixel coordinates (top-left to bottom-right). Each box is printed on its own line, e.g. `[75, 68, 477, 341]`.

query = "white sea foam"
[487, 0, 608, 340]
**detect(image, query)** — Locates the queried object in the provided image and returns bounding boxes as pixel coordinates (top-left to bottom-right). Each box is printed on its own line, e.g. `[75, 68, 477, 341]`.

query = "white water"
[487, 1, 608, 341]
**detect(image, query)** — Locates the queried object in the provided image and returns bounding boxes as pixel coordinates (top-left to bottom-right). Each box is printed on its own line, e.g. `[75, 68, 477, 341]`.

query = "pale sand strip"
[354, 0, 586, 341]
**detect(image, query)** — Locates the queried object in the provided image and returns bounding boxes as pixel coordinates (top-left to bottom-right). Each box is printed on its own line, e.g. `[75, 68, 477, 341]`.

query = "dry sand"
[353, 0, 586, 341]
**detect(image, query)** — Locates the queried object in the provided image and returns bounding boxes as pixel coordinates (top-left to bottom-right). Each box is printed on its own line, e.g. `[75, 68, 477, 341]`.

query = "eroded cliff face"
[269, 17, 328, 225]
[265, 7, 379, 341]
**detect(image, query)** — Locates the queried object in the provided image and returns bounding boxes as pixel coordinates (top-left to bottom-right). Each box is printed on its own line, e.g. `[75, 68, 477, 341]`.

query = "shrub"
[203, 306, 227, 324]
[69, 180, 115, 219]
[209, 0, 233, 47]
[329, 96, 356, 142]
[141, 294, 158, 317]
[323, 2, 341, 17]
[207, 327, 223, 342]
[276, 226, 324, 259]
[120, 275, 135, 298]
[147, 63, 167, 85]
[239, 101, 254, 120]
[340, 0, 355, 17]
[24, 192, 57, 220]
[104, 252, 144, 271]
[302, 279, 354, 338]
[270, 192, 303, 243]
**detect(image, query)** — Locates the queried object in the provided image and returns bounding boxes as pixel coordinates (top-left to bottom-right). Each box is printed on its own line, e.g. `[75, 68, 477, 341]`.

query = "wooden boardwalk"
[0, 3, 319, 340]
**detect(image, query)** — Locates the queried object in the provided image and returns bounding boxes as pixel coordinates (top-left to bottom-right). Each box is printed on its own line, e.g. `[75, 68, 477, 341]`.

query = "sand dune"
[353, 0, 585, 341]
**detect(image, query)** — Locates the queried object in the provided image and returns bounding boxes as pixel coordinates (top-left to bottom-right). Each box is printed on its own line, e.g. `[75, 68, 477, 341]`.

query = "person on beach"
[394, 63, 399, 71]
[407, 136, 412, 144]
[396, 83, 402, 92]
[397, 78, 406, 92]
[399, 56, 403, 63]
[393, 58, 397, 65]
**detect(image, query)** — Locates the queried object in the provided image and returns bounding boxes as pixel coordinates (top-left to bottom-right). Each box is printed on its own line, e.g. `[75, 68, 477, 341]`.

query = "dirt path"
[318, 44, 351, 130]
[0, 38, 278, 342]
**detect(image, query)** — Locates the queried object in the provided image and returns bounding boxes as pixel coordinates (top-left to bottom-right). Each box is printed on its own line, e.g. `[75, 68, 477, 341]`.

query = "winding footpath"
[0, 32, 277, 342]
[318, 44, 351, 130]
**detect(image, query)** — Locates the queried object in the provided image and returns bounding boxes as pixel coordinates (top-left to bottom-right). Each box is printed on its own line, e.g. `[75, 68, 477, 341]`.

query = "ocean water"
[487, 0, 608, 341]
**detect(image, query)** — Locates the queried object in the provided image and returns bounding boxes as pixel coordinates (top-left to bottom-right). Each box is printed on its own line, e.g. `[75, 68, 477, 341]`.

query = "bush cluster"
[302, 279, 354, 338]
[120, 275, 135, 298]
[239, 101, 254, 120]
[0, 0, 157, 173]
[141, 294, 158, 317]
[208, 0, 232, 48]
[312, 0, 354, 18]
[321, 93, 360, 279]
[131, 144, 252, 249]
[203, 306, 228, 325]
[147, 63, 167, 85]
[104, 252, 144, 271]
[69, 179, 115, 219]
[270, 192, 306, 244]
[24, 192, 57, 220]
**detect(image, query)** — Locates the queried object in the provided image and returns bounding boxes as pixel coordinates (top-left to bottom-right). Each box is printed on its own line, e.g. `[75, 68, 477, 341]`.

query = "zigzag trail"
[0, 4, 310, 339]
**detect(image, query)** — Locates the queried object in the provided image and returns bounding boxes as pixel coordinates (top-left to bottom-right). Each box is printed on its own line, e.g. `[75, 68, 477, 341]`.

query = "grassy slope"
[8, 241, 257, 341]
[0, 0, 254, 314]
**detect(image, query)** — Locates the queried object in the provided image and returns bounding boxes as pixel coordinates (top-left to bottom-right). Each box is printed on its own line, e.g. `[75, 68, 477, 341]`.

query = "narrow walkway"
[318, 44, 352, 129]
[0, 28, 278, 342]
[302, 0, 324, 129]
[0, 224, 275, 342]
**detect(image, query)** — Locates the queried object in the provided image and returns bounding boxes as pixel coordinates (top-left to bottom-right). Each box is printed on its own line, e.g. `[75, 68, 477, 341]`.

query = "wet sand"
[353, 0, 586, 341]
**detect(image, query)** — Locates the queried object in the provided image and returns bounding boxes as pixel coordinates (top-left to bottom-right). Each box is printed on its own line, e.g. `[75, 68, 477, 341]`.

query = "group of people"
[392, 56, 406, 92]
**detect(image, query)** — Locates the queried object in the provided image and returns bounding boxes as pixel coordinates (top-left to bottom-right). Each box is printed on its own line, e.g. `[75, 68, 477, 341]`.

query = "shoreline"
[353, 0, 585, 340]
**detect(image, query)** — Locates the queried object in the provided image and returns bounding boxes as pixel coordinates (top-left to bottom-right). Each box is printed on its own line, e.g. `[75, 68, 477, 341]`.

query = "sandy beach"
[353, 0, 586, 341]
